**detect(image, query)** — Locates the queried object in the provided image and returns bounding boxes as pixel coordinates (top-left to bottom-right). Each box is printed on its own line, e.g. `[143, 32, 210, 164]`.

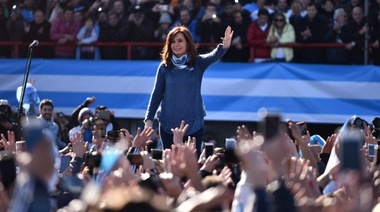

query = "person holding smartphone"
[144, 25, 233, 156]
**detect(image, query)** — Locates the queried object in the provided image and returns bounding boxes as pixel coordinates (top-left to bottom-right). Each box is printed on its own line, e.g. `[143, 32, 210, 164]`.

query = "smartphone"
[151, 149, 163, 160]
[368, 144, 377, 158]
[205, 142, 214, 158]
[127, 153, 144, 165]
[95, 118, 106, 138]
[60, 155, 71, 173]
[224, 138, 239, 164]
[375, 145, 380, 165]
[15, 141, 26, 152]
[107, 130, 120, 142]
[297, 122, 308, 136]
[96, 110, 111, 120]
[340, 132, 362, 171]
[84, 152, 102, 168]
[259, 110, 281, 141]
[159, 4, 168, 11]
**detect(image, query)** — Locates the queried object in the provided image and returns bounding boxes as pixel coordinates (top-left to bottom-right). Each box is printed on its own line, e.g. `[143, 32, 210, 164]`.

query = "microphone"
[29, 40, 39, 48]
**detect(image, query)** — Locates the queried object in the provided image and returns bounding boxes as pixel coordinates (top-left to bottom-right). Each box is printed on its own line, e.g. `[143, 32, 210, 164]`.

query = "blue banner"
[0, 59, 379, 123]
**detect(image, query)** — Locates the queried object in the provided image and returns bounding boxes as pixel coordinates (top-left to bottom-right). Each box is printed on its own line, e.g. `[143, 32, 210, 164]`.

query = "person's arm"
[50, 19, 66, 41]
[247, 23, 267, 45]
[69, 97, 95, 127]
[109, 113, 120, 130]
[144, 64, 165, 122]
[279, 25, 295, 43]
[78, 28, 99, 44]
[198, 26, 232, 72]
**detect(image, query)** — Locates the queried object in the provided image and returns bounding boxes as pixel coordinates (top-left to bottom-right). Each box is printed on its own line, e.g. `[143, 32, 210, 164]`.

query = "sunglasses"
[275, 19, 285, 22]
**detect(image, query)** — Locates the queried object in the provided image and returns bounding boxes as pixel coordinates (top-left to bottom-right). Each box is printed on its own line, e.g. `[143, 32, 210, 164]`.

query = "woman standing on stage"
[144, 25, 233, 155]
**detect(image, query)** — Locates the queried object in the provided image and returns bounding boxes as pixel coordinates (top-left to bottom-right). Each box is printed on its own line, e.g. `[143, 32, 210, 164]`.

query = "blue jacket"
[145, 44, 227, 134]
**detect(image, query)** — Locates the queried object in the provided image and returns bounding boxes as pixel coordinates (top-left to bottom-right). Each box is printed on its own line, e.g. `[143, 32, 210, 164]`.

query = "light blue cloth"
[16, 83, 40, 115]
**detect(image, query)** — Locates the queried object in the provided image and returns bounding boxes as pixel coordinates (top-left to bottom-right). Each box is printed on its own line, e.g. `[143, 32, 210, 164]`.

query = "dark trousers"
[159, 126, 204, 157]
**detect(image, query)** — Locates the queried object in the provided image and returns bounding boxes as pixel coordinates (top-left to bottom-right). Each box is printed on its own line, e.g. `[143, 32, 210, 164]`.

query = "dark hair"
[39, 99, 54, 111]
[273, 12, 287, 27]
[306, 2, 317, 9]
[161, 26, 197, 68]
[206, 2, 217, 9]
[64, 6, 74, 13]
[258, 8, 269, 16]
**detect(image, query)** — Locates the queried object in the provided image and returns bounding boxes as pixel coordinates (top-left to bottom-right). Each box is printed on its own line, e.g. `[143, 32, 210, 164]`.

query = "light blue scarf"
[171, 54, 188, 69]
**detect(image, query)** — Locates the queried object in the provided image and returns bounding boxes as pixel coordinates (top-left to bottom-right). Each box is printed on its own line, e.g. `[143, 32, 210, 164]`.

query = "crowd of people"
[2, 94, 380, 211]
[0, 0, 380, 63]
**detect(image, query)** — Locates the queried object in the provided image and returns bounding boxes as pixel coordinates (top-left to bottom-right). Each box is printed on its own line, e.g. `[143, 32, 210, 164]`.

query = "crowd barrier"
[0, 59, 379, 124]
[0, 41, 365, 61]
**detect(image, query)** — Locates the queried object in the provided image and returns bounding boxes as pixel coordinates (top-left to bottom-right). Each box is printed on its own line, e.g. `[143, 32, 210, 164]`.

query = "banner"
[0, 59, 379, 123]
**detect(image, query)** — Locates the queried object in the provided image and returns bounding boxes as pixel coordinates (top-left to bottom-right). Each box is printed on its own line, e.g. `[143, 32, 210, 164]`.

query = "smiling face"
[40, 105, 53, 121]
[171, 32, 188, 57]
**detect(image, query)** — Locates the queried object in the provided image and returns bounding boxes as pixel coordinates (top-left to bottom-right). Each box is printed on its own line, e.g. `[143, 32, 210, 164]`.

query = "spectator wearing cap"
[154, 12, 172, 42]
[8, 125, 56, 211]
[50, 6, 81, 58]
[247, 8, 271, 63]
[69, 107, 93, 144]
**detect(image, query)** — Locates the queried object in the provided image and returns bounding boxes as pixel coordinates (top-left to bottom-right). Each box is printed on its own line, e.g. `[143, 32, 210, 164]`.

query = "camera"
[205, 142, 214, 158]
[151, 149, 163, 160]
[84, 151, 102, 168]
[224, 138, 239, 164]
[0, 112, 7, 122]
[82, 117, 96, 130]
[352, 117, 365, 130]
[107, 130, 120, 142]
[57, 111, 65, 119]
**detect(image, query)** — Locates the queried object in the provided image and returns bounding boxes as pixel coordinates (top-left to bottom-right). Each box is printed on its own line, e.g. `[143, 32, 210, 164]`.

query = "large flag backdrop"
[0, 59, 379, 123]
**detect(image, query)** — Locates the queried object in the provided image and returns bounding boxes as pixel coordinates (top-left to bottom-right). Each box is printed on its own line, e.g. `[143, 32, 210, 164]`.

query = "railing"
[0, 41, 376, 61]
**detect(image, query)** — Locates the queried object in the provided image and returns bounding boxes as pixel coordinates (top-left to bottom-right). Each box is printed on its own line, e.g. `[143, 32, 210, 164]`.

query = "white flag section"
[0, 59, 379, 123]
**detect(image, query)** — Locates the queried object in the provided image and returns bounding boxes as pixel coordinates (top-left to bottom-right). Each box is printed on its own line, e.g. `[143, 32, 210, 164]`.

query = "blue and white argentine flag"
[0, 59, 379, 124]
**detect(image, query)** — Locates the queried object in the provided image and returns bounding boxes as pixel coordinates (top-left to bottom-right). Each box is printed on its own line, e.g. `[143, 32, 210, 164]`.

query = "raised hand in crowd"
[236, 125, 254, 141]
[0, 131, 16, 155]
[322, 134, 336, 155]
[171, 120, 189, 146]
[282, 157, 321, 200]
[70, 131, 87, 158]
[0, 183, 10, 212]
[132, 127, 154, 149]
[235, 138, 268, 189]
